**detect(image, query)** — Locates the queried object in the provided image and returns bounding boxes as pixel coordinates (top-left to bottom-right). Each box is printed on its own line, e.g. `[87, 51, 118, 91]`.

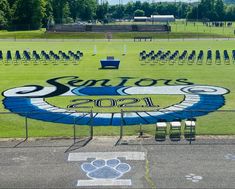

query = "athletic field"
[0, 40, 235, 138]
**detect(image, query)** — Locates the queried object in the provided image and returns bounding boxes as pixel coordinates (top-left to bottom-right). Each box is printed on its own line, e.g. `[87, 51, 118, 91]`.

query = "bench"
[134, 37, 153, 42]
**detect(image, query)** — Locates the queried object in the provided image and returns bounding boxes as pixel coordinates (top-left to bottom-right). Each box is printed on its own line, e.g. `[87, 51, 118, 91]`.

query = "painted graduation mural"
[2, 76, 229, 126]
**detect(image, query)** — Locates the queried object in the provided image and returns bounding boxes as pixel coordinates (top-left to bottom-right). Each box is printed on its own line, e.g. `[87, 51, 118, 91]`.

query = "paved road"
[0, 137, 235, 189]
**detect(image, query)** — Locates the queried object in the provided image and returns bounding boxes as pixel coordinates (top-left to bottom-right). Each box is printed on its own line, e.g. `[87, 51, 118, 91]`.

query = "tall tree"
[68, 0, 78, 21]
[225, 5, 235, 20]
[76, 0, 97, 21]
[0, 0, 11, 28]
[215, 0, 225, 20]
[51, 0, 67, 24]
[12, 0, 45, 30]
[124, 2, 134, 17]
[43, 0, 54, 27]
[96, 2, 108, 21]
[7, 0, 17, 8]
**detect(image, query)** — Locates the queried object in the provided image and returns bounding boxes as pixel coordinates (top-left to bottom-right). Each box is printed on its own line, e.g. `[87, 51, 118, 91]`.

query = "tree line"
[0, 0, 235, 30]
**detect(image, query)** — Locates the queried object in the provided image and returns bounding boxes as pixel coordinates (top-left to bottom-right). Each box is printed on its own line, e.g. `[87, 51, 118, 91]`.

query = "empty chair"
[72, 54, 80, 65]
[155, 119, 168, 140]
[151, 56, 156, 62]
[45, 54, 50, 60]
[0, 50, 3, 61]
[68, 50, 74, 56]
[15, 51, 21, 62]
[6, 50, 12, 62]
[223, 50, 230, 64]
[156, 119, 167, 136]
[197, 50, 204, 64]
[60, 52, 70, 64]
[215, 50, 221, 64]
[74, 55, 80, 60]
[232, 50, 235, 63]
[41, 51, 50, 64]
[169, 50, 179, 64]
[51, 54, 60, 65]
[206, 49, 212, 64]
[58, 50, 63, 55]
[159, 50, 170, 64]
[178, 50, 187, 65]
[184, 118, 196, 130]
[49, 50, 55, 56]
[153, 50, 162, 61]
[169, 119, 182, 137]
[34, 54, 41, 61]
[23, 51, 31, 62]
[188, 50, 196, 65]
[184, 118, 197, 141]
[139, 51, 145, 60]
[33, 52, 41, 63]
[145, 54, 150, 63]
[141, 56, 146, 61]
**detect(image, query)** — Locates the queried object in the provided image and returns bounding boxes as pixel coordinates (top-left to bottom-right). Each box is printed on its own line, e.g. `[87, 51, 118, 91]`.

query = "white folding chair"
[156, 120, 167, 135]
[169, 119, 182, 135]
[184, 118, 196, 132]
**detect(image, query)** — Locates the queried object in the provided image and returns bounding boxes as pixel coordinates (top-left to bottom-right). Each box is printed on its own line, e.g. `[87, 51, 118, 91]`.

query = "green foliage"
[225, 5, 235, 20]
[1, 0, 235, 31]
[96, 3, 108, 21]
[134, 9, 145, 17]
[76, 0, 97, 21]
[111, 5, 125, 19]
[187, 0, 232, 21]
[12, 0, 45, 30]
[51, 0, 67, 24]
[215, 0, 225, 20]
[0, 0, 11, 28]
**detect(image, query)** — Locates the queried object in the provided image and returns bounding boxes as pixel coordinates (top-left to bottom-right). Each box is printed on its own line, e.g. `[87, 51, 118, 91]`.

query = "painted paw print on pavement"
[185, 173, 203, 183]
[224, 154, 235, 160]
[81, 159, 131, 179]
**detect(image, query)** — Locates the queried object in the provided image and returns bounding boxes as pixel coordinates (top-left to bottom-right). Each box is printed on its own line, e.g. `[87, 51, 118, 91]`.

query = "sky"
[106, 0, 199, 4]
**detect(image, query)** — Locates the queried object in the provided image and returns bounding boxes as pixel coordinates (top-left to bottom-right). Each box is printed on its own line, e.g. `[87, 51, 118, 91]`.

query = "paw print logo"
[81, 159, 131, 180]
[185, 174, 203, 183]
[224, 154, 235, 160]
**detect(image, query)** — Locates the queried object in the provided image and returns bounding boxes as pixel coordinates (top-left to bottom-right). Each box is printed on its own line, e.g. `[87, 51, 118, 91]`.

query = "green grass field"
[0, 40, 235, 138]
[0, 21, 234, 39]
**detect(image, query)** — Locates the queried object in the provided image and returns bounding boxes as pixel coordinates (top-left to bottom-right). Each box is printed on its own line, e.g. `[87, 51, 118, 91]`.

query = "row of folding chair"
[155, 118, 196, 137]
[139, 50, 235, 65]
[0, 50, 83, 65]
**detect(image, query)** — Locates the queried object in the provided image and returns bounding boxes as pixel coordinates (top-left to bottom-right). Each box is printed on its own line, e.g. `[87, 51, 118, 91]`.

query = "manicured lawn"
[0, 40, 235, 138]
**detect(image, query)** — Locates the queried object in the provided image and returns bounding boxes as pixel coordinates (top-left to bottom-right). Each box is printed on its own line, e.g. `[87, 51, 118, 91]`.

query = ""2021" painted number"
[67, 97, 158, 109]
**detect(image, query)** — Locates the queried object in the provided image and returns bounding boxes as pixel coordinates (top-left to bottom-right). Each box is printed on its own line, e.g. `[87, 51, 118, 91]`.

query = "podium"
[100, 57, 120, 69]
